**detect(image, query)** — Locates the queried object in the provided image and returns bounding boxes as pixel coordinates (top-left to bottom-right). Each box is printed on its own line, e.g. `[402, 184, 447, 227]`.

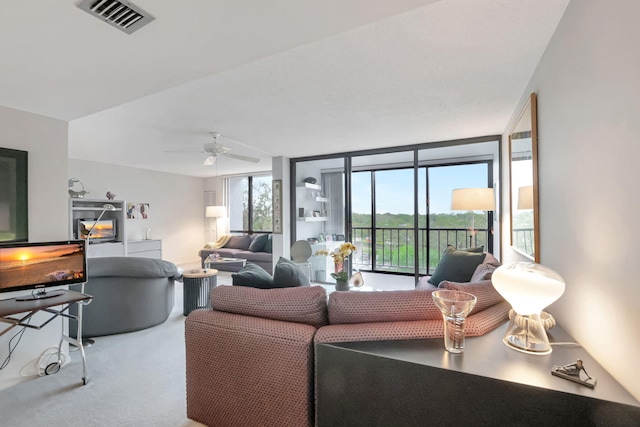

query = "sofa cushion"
[212, 248, 244, 258]
[263, 234, 273, 253]
[248, 234, 269, 252]
[210, 285, 328, 327]
[437, 279, 504, 313]
[224, 235, 252, 250]
[231, 263, 274, 289]
[272, 257, 310, 288]
[483, 252, 501, 267]
[428, 246, 486, 285]
[327, 289, 442, 324]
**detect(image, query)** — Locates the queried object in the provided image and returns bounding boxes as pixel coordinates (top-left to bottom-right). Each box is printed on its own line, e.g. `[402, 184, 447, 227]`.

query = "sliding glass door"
[291, 137, 499, 283]
[424, 162, 492, 274]
[351, 150, 417, 274]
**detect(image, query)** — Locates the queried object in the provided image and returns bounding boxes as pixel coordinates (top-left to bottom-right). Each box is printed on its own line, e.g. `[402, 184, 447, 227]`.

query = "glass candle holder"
[432, 290, 477, 353]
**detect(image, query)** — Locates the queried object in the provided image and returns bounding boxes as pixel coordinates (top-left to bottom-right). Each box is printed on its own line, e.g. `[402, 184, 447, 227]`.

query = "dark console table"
[316, 323, 640, 426]
[0, 290, 93, 384]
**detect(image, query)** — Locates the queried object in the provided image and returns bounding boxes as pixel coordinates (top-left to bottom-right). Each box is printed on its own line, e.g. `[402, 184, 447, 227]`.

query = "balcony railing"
[351, 226, 491, 275]
[512, 228, 534, 256]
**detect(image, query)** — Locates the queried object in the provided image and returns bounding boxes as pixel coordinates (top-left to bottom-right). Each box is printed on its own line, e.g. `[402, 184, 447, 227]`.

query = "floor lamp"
[451, 188, 496, 248]
[205, 206, 226, 242]
[73, 203, 116, 349]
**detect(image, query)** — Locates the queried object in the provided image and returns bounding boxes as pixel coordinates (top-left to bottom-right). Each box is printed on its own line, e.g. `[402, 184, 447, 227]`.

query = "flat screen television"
[0, 240, 87, 300]
[77, 218, 116, 241]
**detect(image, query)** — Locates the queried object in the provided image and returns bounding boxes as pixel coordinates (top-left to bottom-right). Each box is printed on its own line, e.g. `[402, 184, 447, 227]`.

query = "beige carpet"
[0, 271, 234, 427]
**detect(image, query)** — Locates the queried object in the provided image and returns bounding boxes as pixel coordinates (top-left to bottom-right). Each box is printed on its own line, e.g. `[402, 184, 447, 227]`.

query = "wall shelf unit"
[297, 182, 321, 191]
[297, 182, 329, 222]
[68, 198, 127, 258]
[298, 216, 328, 222]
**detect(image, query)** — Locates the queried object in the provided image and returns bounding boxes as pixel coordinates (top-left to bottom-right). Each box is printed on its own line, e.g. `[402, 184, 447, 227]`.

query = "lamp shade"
[492, 262, 565, 315]
[205, 206, 226, 218]
[451, 188, 496, 211]
[517, 185, 534, 210]
[492, 262, 565, 354]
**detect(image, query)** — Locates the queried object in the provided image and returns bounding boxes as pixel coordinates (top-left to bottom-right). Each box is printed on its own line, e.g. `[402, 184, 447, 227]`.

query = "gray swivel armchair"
[70, 257, 183, 338]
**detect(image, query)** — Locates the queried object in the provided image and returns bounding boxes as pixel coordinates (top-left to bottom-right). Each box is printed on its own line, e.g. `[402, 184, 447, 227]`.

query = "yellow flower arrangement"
[315, 242, 357, 282]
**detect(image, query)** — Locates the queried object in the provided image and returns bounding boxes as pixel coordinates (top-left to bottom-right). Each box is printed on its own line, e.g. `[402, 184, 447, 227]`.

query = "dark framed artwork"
[272, 180, 282, 234]
[0, 147, 28, 243]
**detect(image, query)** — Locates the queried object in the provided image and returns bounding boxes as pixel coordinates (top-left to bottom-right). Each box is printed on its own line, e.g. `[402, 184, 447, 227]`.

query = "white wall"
[501, 0, 640, 400]
[0, 106, 70, 390]
[68, 160, 205, 265]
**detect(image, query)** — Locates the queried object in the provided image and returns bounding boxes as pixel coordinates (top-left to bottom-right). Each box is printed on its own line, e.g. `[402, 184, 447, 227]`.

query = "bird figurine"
[106, 191, 116, 200]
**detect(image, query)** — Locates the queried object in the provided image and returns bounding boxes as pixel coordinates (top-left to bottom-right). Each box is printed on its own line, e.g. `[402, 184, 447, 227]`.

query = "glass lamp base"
[502, 313, 552, 355]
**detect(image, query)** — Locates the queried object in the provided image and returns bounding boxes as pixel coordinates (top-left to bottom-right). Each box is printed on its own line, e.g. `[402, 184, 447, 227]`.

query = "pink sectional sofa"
[184, 281, 510, 427]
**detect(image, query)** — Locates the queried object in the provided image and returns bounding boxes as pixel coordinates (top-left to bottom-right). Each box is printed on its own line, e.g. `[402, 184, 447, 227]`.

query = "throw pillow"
[470, 262, 497, 283]
[483, 252, 501, 267]
[272, 257, 310, 288]
[263, 234, 273, 253]
[428, 246, 486, 286]
[225, 235, 252, 250]
[248, 234, 269, 252]
[231, 263, 274, 289]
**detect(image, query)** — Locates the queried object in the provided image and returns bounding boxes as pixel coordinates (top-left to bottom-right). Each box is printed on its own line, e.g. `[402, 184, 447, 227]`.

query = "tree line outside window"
[228, 175, 273, 234]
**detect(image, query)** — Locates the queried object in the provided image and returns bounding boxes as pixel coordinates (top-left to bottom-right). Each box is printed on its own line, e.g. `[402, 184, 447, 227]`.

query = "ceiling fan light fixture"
[203, 154, 217, 166]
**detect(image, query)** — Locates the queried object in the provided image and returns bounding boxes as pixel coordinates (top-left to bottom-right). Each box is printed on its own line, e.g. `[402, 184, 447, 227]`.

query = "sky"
[351, 163, 489, 215]
[0, 243, 82, 262]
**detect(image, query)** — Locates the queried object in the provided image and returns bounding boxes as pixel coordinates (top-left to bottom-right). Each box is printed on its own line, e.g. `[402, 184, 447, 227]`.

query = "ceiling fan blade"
[222, 152, 260, 163]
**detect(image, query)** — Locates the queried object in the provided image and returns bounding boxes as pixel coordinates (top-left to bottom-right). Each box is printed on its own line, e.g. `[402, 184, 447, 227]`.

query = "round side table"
[182, 269, 218, 316]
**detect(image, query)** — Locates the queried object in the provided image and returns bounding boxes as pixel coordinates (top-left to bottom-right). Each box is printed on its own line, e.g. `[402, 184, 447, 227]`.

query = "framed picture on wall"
[0, 147, 28, 242]
[272, 179, 282, 234]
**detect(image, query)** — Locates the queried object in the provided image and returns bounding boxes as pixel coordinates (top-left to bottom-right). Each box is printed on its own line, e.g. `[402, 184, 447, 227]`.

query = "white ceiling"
[0, 0, 570, 177]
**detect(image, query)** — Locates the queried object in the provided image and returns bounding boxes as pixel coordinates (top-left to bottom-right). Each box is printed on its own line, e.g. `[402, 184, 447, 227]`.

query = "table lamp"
[492, 262, 565, 354]
[451, 188, 496, 247]
[517, 185, 534, 210]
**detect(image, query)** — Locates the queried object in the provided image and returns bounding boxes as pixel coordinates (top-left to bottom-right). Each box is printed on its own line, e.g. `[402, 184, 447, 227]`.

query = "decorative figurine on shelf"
[551, 359, 597, 388]
[68, 178, 89, 198]
[106, 191, 116, 200]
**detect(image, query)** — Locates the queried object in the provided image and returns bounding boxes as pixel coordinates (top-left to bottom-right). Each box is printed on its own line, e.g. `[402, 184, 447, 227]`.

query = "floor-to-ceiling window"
[424, 162, 493, 274]
[292, 136, 499, 284]
[228, 174, 273, 234]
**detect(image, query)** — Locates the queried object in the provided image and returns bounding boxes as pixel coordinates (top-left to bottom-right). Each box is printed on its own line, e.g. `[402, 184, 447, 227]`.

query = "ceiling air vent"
[76, 0, 155, 34]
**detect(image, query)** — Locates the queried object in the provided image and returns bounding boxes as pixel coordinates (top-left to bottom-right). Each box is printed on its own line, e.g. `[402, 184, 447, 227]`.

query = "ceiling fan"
[167, 132, 260, 165]
[204, 133, 260, 165]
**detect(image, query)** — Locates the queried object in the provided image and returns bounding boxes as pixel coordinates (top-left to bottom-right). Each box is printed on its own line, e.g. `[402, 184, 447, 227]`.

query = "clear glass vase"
[432, 290, 477, 353]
